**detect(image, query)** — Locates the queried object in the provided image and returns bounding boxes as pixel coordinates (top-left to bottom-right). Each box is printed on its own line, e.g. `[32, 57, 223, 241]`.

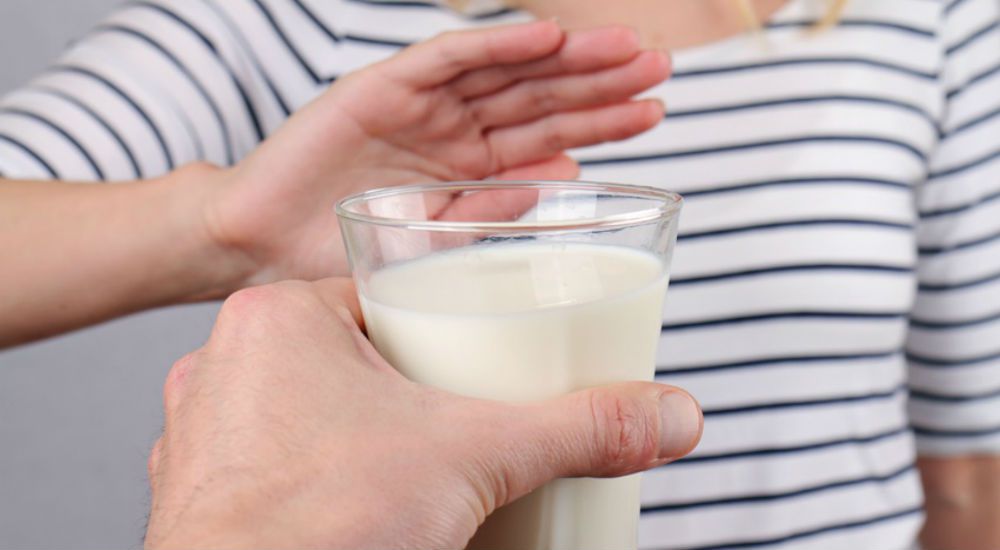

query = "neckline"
[668, 0, 800, 64]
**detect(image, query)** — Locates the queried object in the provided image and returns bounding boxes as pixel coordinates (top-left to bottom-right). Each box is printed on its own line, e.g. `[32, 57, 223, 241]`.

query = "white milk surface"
[360, 242, 669, 550]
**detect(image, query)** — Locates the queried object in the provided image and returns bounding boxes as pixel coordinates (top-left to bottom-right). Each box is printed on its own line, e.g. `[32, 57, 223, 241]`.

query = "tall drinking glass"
[337, 181, 682, 550]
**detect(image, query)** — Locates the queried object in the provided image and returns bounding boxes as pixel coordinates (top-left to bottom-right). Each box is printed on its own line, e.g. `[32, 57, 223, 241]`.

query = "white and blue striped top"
[1, 0, 999, 548]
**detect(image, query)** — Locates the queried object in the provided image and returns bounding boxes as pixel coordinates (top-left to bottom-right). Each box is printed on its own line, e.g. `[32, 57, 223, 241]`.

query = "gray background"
[0, 2, 222, 547]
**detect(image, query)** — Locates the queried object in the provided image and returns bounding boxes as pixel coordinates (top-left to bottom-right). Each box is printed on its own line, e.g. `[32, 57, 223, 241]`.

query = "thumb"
[485, 382, 702, 506]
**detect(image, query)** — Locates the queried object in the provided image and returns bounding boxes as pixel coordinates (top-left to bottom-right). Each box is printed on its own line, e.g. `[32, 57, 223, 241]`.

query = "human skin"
[0, 21, 670, 347]
[504, 2, 1000, 547]
[144, 278, 704, 549]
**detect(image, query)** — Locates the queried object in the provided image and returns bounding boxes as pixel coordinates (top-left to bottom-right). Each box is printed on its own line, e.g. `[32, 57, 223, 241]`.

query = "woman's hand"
[144, 278, 702, 549]
[202, 21, 671, 284]
[0, 22, 670, 346]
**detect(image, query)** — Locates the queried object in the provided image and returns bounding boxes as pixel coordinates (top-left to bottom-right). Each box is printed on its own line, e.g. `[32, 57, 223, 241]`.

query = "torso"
[291, 2, 936, 546]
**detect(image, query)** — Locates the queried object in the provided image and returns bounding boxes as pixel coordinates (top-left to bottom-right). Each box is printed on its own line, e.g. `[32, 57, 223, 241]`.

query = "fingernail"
[658, 391, 702, 459]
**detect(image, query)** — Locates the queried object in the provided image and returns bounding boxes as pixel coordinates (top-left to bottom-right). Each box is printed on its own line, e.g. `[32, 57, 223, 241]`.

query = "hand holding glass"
[337, 181, 682, 550]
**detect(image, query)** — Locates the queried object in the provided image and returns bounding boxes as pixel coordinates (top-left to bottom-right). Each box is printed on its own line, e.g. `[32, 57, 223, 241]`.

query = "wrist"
[159, 162, 258, 301]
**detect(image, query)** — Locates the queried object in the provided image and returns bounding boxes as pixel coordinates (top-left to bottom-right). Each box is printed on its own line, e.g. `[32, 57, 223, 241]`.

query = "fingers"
[434, 188, 542, 225]
[487, 99, 665, 170]
[449, 25, 642, 99]
[470, 50, 670, 129]
[376, 20, 564, 89]
[432, 154, 578, 223]
[497, 383, 702, 496]
[492, 153, 579, 181]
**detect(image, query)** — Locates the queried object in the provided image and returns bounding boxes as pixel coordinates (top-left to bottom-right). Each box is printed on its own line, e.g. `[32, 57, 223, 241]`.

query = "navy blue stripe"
[669, 506, 922, 550]
[343, 33, 412, 48]
[252, 0, 321, 83]
[672, 264, 913, 287]
[663, 311, 907, 332]
[946, 60, 1000, 100]
[668, 95, 935, 128]
[131, 1, 270, 138]
[658, 350, 901, 377]
[919, 186, 1000, 218]
[642, 463, 915, 514]
[345, 0, 438, 7]
[675, 425, 911, 464]
[909, 309, 1000, 329]
[928, 147, 1000, 179]
[946, 20, 999, 56]
[679, 176, 910, 198]
[948, 103, 1000, 136]
[344, 0, 515, 19]
[910, 386, 1000, 402]
[679, 219, 912, 242]
[671, 57, 937, 81]
[0, 108, 105, 180]
[919, 268, 1000, 291]
[579, 135, 926, 166]
[53, 65, 175, 169]
[769, 19, 934, 38]
[907, 349, 1000, 367]
[189, 0, 293, 117]
[702, 386, 905, 417]
[290, 0, 339, 42]
[30, 85, 143, 178]
[945, 0, 972, 16]
[96, 24, 230, 164]
[913, 424, 1000, 437]
[919, 226, 1000, 255]
[0, 133, 58, 178]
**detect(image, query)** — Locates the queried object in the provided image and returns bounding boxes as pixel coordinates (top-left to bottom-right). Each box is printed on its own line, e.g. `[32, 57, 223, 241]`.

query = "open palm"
[205, 21, 670, 284]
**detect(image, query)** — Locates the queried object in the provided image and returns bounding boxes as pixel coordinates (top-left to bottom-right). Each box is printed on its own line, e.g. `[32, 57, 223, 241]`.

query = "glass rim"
[335, 180, 683, 233]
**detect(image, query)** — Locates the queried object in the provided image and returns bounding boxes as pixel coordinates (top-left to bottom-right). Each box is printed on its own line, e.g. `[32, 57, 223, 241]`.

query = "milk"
[359, 242, 669, 550]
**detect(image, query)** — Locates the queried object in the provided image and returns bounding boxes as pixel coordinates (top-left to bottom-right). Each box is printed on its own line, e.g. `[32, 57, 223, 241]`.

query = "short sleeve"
[0, 0, 287, 181]
[906, 0, 1000, 455]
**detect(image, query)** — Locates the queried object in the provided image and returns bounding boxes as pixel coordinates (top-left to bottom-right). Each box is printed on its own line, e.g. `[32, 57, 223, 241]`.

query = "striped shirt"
[2, 0, 999, 548]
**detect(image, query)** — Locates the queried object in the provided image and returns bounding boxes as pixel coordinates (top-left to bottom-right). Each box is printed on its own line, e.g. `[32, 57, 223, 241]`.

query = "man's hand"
[203, 21, 671, 284]
[144, 279, 702, 549]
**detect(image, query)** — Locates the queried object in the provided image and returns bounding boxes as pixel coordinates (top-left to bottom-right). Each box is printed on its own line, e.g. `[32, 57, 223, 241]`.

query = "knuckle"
[589, 391, 657, 469]
[220, 285, 285, 320]
[529, 82, 560, 113]
[541, 120, 569, 154]
[216, 282, 314, 338]
[163, 352, 197, 412]
[147, 438, 162, 483]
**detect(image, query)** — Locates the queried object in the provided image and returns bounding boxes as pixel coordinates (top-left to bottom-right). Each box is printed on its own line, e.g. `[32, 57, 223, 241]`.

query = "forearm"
[0, 163, 250, 347]
[919, 455, 1000, 550]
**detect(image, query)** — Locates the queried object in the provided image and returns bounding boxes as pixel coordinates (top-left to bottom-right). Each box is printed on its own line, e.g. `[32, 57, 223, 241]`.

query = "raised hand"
[202, 21, 671, 283]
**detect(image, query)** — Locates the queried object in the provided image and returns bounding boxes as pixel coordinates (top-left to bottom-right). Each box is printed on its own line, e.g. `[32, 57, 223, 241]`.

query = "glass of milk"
[336, 181, 682, 550]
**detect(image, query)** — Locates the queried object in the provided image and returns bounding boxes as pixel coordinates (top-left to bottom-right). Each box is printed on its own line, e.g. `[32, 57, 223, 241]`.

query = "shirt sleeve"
[906, 0, 1000, 455]
[0, 0, 288, 182]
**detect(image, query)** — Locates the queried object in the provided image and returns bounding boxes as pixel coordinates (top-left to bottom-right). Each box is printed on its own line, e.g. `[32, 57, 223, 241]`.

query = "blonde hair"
[735, 0, 849, 31]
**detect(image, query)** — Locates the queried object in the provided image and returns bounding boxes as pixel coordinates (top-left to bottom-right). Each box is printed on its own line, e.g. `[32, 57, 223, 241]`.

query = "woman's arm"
[0, 22, 670, 347]
[0, 165, 240, 347]
[919, 456, 1000, 550]
[910, 1, 1000, 547]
